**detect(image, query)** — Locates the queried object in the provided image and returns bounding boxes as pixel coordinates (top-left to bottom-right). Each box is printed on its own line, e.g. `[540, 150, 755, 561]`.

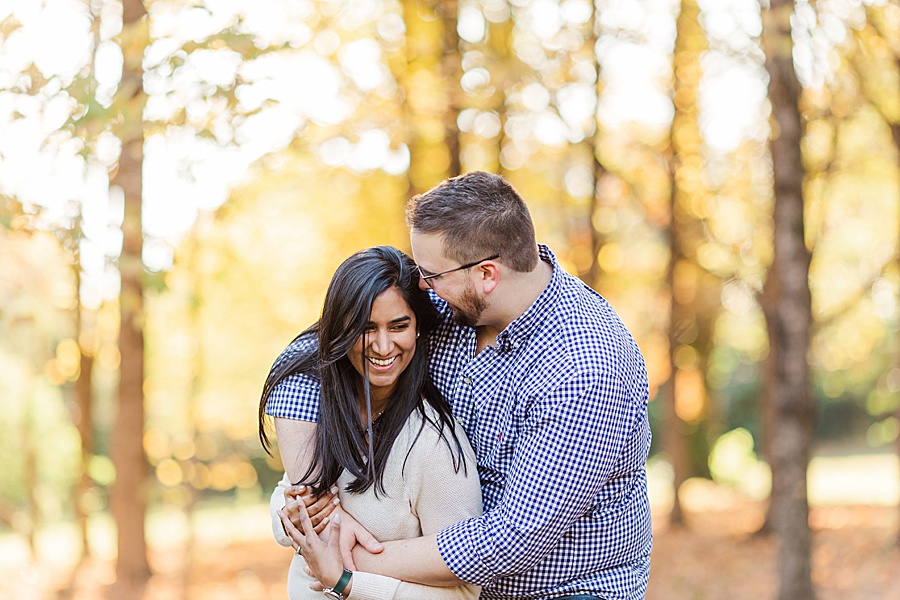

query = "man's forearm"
[351, 534, 462, 587]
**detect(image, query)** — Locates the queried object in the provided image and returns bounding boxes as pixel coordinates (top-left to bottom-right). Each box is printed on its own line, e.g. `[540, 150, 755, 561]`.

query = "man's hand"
[335, 509, 384, 570]
[283, 484, 339, 534]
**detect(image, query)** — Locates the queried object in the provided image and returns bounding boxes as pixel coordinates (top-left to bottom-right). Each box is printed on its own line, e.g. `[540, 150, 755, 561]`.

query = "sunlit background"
[1, 0, 899, 598]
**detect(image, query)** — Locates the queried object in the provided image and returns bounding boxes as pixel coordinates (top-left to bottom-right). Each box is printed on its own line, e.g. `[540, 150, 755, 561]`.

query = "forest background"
[1, 0, 899, 599]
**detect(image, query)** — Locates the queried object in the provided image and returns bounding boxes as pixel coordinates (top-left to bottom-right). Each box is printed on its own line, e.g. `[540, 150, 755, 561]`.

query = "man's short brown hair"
[406, 171, 539, 273]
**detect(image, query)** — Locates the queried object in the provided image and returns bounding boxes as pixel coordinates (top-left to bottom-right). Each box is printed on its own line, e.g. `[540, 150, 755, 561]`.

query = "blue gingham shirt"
[267, 245, 652, 600]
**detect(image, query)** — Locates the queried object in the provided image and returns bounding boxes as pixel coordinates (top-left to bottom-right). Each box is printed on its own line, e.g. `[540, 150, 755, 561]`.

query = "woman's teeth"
[368, 356, 397, 367]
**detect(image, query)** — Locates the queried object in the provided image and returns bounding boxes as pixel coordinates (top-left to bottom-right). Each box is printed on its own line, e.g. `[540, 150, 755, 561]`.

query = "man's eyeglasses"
[418, 254, 500, 289]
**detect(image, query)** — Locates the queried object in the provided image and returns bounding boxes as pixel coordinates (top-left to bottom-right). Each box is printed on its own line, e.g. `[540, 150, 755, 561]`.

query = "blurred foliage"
[0, 0, 898, 567]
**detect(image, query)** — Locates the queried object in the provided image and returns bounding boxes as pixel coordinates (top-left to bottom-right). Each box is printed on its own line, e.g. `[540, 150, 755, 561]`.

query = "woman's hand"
[279, 504, 348, 594]
[283, 484, 340, 534]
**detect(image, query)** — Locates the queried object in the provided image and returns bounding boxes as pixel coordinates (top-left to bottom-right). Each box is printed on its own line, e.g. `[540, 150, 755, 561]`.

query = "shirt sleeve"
[436, 369, 646, 585]
[349, 417, 483, 600]
[265, 336, 321, 422]
[266, 371, 320, 421]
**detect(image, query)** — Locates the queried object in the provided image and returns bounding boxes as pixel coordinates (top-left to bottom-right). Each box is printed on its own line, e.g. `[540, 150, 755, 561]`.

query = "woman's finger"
[327, 512, 342, 549]
[277, 509, 303, 550]
[285, 484, 306, 500]
[297, 500, 319, 538]
[284, 498, 304, 528]
[301, 486, 332, 508]
[307, 489, 340, 521]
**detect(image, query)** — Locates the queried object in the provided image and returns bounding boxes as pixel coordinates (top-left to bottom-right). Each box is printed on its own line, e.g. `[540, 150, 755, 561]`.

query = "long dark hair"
[258, 246, 467, 496]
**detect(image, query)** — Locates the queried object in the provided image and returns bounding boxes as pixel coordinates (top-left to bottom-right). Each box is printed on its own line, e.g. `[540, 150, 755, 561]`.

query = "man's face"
[410, 230, 488, 328]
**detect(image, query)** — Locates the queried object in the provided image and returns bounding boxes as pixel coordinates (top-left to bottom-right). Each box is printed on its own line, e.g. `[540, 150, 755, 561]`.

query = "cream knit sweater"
[270, 405, 482, 600]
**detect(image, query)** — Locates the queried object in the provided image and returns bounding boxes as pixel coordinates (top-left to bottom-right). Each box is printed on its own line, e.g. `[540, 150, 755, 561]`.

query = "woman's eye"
[392, 324, 409, 331]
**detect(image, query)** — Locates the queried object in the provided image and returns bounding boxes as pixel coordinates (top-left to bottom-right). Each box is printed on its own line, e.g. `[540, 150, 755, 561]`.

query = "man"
[268, 171, 652, 599]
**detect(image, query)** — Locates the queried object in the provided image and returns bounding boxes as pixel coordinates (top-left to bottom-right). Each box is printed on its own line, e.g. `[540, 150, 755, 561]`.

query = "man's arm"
[282, 510, 479, 600]
[352, 534, 460, 586]
[434, 370, 646, 584]
[354, 370, 646, 586]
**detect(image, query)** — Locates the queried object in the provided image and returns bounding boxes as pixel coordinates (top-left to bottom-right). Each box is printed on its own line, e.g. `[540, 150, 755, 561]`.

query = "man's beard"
[449, 285, 487, 328]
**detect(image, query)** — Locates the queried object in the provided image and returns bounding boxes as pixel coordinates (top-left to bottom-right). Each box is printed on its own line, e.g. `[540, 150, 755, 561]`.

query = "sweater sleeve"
[270, 473, 293, 548]
[349, 417, 483, 600]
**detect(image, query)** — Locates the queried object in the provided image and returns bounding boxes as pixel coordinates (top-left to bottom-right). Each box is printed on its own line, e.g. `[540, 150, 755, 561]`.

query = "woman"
[257, 246, 482, 600]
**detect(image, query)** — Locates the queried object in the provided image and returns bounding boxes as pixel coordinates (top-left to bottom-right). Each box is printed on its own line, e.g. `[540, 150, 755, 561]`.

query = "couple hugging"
[257, 172, 652, 600]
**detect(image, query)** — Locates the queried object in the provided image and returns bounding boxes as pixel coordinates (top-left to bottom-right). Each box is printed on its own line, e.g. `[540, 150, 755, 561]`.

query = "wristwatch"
[323, 569, 353, 599]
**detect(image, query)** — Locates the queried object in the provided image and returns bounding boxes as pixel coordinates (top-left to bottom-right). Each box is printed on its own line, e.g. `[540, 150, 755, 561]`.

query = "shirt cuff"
[436, 516, 496, 586]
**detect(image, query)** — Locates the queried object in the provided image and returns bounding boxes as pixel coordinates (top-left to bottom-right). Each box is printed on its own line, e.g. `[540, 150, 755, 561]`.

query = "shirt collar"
[494, 244, 562, 352]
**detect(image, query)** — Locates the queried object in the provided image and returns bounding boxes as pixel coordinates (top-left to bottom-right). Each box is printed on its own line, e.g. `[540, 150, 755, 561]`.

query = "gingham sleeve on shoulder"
[263, 336, 321, 422]
[265, 370, 320, 422]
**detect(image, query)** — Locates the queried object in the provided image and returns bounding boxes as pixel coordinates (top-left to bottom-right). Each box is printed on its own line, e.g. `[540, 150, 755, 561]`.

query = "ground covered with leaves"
[8, 498, 900, 599]
[647, 503, 898, 600]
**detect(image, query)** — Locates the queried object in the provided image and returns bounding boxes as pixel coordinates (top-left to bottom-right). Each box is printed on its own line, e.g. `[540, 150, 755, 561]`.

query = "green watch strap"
[332, 569, 353, 597]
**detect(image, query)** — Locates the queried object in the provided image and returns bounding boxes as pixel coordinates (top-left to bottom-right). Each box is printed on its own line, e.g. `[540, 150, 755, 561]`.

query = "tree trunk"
[761, 1, 816, 598]
[891, 58, 900, 552]
[24, 390, 38, 558]
[584, 155, 605, 289]
[109, 0, 150, 593]
[75, 331, 94, 560]
[758, 259, 778, 535]
[662, 0, 707, 525]
[583, 0, 606, 290]
[663, 262, 688, 525]
[399, 0, 460, 196]
[858, 10, 900, 548]
[437, 0, 461, 178]
[399, 0, 425, 199]
[488, 15, 513, 178]
[72, 0, 100, 564]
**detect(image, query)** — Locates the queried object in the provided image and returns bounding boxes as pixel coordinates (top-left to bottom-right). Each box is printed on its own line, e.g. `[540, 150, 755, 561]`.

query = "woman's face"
[347, 286, 418, 403]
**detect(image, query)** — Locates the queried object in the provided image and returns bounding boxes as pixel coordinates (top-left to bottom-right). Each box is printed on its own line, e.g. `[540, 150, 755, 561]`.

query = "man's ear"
[478, 261, 500, 294]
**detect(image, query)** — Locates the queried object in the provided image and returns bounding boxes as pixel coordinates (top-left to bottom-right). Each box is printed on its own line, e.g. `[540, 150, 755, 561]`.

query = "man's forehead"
[409, 231, 447, 263]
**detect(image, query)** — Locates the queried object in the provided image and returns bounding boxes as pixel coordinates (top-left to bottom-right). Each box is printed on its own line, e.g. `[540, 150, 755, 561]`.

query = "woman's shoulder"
[400, 400, 448, 434]
[398, 400, 473, 462]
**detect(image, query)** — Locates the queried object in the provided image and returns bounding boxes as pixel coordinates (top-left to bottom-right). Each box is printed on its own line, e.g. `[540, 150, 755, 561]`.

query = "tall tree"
[437, 0, 462, 178]
[479, 5, 516, 177]
[662, 0, 707, 525]
[399, 0, 462, 197]
[760, 0, 816, 598]
[583, 0, 606, 289]
[855, 4, 900, 546]
[70, 2, 102, 560]
[61, 215, 96, 562]
[108, 0, 150, 591]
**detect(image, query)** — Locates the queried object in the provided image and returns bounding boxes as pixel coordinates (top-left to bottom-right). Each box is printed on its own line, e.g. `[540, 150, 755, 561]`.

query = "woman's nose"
[370, 329, 391, 353]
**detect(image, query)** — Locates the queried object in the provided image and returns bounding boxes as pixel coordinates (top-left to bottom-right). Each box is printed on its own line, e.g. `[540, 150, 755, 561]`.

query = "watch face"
[323, 590, 342, 600]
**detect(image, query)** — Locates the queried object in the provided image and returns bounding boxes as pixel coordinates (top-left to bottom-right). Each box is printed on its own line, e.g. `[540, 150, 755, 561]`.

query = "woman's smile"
[347, 287, 418, 403]
[367, 355, 398, 368]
